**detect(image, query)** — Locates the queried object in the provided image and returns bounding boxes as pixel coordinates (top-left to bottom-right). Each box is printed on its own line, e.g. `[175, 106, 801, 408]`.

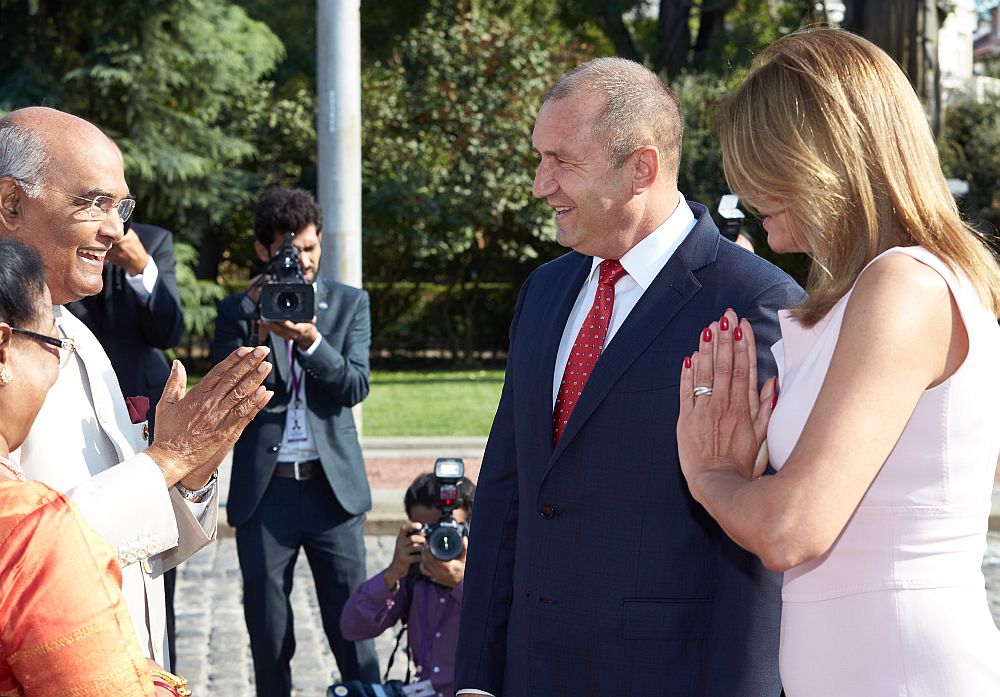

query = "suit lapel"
[547, 204, 720, 467]
[56, 307, 136, 461]
[524, 254, 593, 460]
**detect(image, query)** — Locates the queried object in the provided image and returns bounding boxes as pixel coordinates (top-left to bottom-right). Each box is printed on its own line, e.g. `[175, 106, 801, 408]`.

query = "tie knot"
[598, 259, 626, 287]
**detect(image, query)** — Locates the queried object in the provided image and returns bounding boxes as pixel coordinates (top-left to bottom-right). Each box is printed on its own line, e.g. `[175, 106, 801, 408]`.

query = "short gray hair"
[0, 118, 50, 198]
[546, 57, 683, 179]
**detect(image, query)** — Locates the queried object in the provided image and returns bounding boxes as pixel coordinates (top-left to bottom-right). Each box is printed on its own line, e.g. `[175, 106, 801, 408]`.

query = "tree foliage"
[554, 0, 817, 77]
[940, 91, 1000, 238]
[361, 0, 576, 360]
[0, 0, 316, 354]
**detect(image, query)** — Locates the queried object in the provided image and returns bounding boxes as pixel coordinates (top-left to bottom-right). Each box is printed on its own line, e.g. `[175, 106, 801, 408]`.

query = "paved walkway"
[174, 440, 1000, 694]
[174, 531, 1000, 695]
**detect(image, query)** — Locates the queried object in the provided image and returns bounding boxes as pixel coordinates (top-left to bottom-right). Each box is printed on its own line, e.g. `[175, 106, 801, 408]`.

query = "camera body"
[717, 193, 745, 242]
[256, 232, 316, 323]
[412, 458, 469, 563]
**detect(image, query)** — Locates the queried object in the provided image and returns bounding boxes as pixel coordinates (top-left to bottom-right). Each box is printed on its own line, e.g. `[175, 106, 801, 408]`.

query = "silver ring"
[693, 385, 713, 397]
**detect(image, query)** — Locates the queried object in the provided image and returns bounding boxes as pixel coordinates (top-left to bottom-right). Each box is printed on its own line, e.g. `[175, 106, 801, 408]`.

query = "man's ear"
[254, 240, 271, 263]
[0, 177, 23, 232]
[631, 146, 660, 195]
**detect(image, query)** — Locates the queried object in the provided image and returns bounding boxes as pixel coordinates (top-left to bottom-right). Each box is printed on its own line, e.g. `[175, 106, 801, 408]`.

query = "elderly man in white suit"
[0, 107, 274, 669]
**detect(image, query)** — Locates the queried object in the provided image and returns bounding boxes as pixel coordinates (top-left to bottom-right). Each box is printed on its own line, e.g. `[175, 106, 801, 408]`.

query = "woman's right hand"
[677, 309, 777, 491]
[384, 522, 425, 590]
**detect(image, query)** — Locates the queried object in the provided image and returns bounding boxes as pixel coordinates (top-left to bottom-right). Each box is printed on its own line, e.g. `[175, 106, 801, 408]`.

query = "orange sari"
[0, 480, 154, 696]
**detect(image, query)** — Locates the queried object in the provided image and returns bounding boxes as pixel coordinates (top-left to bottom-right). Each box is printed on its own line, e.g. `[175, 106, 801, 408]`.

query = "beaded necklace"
[0, 453, 25, 481]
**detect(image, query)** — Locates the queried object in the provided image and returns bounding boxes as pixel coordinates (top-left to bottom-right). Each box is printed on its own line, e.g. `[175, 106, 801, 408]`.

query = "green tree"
[554, 0, 817, 78]
[0, 0, 285, 241]
[940, 91, 1000, 239]
[361, 0, 577, 362]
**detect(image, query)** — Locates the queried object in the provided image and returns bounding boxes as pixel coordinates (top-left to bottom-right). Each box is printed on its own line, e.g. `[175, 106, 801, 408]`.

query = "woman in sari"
[0, 238, 179, 695]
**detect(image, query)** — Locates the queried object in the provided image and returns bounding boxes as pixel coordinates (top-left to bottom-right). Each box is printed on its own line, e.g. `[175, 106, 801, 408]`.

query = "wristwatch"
[174, 470, 218, 503]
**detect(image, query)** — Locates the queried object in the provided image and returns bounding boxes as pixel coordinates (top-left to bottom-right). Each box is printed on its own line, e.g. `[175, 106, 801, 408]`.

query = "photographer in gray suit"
[213, 188, 378, 696]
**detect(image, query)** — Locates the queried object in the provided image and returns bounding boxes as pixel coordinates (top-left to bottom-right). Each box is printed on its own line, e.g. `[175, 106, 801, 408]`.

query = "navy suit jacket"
[456, 202, 806, 696]
[66, 223, 184, 431]
[213, 278, 373, 526]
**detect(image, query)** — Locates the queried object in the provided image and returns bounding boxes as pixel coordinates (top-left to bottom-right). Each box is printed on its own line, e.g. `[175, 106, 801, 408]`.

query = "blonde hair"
[715, 28, 1000, 325]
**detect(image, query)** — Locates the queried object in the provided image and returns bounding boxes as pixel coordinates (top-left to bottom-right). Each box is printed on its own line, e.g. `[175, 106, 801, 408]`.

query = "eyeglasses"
[15, 179, 136, 223]
[11, 327, 78, 368]
[65, 192, 136, 222]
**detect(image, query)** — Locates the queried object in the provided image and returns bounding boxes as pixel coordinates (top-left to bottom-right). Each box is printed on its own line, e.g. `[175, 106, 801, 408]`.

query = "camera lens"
[276, 291, 300, 312]
[428, 526, 464, 561]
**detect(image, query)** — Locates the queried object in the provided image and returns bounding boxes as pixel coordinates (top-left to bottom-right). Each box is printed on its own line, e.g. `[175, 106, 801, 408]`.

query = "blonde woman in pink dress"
[676, 29, 1000, 696]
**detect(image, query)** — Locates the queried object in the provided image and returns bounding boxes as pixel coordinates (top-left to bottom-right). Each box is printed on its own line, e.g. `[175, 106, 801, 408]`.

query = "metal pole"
[317, 0, 364, 434]
[316, 0, 362, 289]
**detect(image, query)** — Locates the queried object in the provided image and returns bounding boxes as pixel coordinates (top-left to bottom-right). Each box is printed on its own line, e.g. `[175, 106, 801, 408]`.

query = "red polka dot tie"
[552, 259, 628, 446]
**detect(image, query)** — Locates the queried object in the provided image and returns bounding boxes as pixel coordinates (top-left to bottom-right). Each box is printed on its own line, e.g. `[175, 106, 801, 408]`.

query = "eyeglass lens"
[92, 197, 135, 222]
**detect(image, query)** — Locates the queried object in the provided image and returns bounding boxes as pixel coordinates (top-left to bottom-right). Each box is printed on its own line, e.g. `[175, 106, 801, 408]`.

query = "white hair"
[0, 118, 51, 197]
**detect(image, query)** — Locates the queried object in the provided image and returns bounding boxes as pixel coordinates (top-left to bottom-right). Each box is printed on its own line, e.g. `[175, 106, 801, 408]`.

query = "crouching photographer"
[337, 461, 475, 697]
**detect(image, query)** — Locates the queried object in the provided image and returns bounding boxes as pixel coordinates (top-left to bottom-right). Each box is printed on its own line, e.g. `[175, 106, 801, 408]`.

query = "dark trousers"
[236, 474, 379, 697]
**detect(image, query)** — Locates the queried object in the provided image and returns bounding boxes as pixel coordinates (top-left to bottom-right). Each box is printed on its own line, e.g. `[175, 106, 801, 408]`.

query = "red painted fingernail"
[702, 327, 712, 342]
[771, 380, 779, 409]
[684, 355, 692, 369]
[734, 326, 743, 341]
[719, 316, 730, 331]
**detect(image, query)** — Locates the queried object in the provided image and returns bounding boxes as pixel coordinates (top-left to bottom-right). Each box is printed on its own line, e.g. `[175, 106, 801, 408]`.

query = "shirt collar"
[589, 196, 696, 290]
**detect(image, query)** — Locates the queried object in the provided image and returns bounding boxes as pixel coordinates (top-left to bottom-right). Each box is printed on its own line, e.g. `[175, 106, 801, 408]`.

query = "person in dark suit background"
[213, 188, 378, 696]
[455, 58, 805, 696]
[66, 218, 185, 667]
[67, 221, 185, 435]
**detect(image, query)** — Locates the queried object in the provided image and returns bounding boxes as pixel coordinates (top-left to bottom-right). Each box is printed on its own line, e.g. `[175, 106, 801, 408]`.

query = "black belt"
[273, 459, 320, 480]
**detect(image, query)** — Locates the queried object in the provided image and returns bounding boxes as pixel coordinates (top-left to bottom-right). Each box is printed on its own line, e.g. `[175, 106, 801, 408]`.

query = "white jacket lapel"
[55, 307, 139, 461]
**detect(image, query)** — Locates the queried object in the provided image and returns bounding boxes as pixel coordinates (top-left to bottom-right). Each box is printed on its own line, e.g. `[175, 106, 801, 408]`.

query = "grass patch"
[364, 370, 505, 436]
[183, 368, 506, 437]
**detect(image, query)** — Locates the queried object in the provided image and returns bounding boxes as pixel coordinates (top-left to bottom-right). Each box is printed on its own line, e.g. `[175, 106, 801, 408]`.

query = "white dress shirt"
[551, 198, 696, 403]
[459, 197, 697, 697]
[124, 254, 159, 300]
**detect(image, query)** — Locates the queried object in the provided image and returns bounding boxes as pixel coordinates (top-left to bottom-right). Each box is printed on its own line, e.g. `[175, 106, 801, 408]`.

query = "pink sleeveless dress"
[768, 246, 1000, 696]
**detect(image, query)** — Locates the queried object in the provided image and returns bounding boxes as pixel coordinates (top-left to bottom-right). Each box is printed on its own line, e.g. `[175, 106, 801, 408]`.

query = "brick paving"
[174, 521, 1000, 696]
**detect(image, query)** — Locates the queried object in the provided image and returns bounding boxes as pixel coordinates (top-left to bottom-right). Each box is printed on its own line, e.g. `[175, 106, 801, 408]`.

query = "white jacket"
[14, 307, 218, 668]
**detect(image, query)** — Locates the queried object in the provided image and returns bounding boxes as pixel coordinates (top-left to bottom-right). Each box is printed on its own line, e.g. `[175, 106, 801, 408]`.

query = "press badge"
[286, 406, 310, 442]
[401, 680, 435, 696]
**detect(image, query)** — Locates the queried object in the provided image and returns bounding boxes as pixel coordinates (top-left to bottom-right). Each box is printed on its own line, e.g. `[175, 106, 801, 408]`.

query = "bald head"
[1, 107, 120, 189]
[0, 107, 128, 304]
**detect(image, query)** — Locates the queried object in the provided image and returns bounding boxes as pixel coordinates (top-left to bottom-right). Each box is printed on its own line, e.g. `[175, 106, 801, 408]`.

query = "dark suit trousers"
[235, 473, 379, 696]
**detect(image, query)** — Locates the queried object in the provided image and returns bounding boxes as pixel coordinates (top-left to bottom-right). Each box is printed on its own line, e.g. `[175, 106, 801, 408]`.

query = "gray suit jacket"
[213, 278, 373, 526]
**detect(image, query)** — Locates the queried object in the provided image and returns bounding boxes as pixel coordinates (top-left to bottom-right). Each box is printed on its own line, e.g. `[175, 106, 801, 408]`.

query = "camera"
[412, 458, 469, 563]
[717, 194, 745, 242]
[254, 232, 316, 322]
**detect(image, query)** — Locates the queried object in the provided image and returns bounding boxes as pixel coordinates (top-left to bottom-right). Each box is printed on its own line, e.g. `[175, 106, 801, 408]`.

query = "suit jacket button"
[540, 505, 555, 520]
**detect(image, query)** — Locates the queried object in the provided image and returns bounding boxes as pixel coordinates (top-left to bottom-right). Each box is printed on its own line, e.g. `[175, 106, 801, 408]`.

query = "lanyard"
[286, 340, 303, 407]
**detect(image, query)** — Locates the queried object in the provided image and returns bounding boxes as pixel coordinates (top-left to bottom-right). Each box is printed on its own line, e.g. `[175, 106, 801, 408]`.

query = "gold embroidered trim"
[6, 612, 120, 662]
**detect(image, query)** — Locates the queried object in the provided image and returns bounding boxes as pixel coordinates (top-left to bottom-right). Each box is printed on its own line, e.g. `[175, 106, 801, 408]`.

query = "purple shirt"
[340, 569, 463, 697]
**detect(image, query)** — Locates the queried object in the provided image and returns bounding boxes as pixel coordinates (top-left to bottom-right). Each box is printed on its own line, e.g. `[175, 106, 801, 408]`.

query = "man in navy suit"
[213, 188, 379, 696]
[455, 58, 805, 696]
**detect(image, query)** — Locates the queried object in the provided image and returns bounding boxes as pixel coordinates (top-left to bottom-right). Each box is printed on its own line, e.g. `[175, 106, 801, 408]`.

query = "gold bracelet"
[149, 668, 192, 696]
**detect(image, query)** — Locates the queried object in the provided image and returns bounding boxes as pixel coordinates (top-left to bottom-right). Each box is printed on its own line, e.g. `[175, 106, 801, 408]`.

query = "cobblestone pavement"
[176, 532, 1000, 696]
